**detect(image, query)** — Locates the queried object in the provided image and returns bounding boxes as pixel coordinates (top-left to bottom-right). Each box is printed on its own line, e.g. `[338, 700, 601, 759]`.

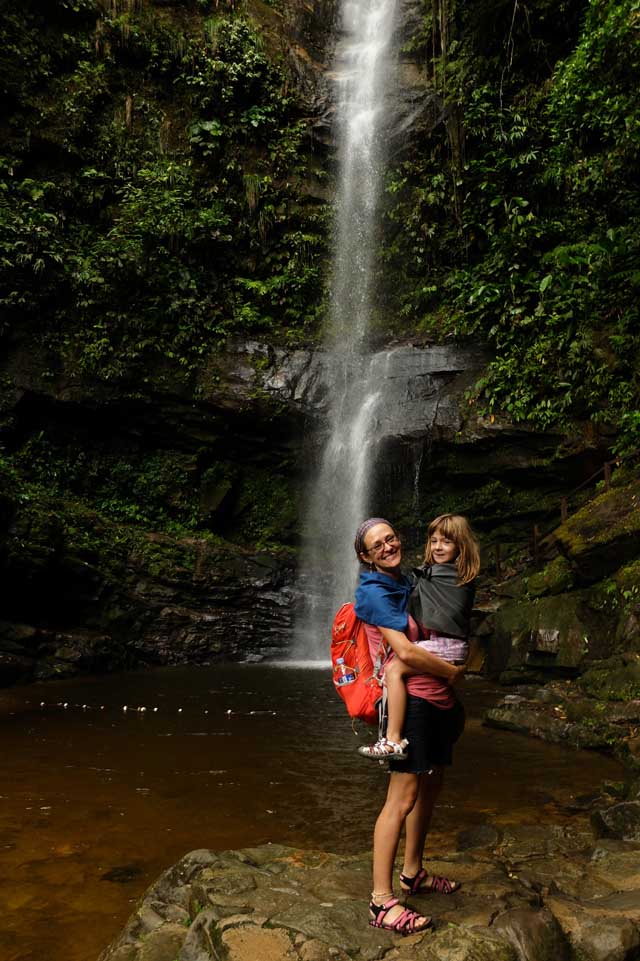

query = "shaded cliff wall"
[0, 333, 619, 685]
[1, 0, 638, 684]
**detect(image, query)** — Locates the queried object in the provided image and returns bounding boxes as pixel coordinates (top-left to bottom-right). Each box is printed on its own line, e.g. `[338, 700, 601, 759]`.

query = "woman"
[354, 517, 466, 935]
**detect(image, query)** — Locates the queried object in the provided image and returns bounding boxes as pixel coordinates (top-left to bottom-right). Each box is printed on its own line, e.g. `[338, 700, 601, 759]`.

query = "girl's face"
[429, 528, 459, 564]
[361, 522, 402, 576]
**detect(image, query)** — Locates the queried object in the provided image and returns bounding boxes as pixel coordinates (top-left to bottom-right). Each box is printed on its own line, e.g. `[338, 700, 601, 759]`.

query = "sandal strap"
[370, 898, 429, 934]
[369, 895, 399, 925]
[429, 874, 458, 893]
[400, 868, 458, 894]
[363, 737, 408, 758]
[400, 867, 428, 894]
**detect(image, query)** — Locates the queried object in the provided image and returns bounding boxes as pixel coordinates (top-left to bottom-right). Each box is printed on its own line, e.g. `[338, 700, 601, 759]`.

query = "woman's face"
[361, 522, 402, 575]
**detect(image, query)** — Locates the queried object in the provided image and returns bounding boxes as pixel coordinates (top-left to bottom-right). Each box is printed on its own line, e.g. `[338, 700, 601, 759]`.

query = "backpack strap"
[372, 635, 390, 742]
[377, 685, 388, 741]
[372, 635, 390, 680]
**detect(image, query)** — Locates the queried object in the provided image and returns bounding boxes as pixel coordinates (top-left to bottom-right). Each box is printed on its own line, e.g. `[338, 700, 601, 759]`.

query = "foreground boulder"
[99, 821, 640, 961]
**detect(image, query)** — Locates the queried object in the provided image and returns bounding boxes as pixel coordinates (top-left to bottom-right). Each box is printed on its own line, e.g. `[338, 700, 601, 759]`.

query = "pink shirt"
[363, 615, 454, 709]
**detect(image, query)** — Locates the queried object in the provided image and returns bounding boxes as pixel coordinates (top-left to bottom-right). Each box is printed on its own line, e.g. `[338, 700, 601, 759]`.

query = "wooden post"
[604, 461, 612, 491]
[494, 544, 502, 582]
[125, 95, 133, 131]
[561, 497, 568, 523]
[532, 524, 539, 564]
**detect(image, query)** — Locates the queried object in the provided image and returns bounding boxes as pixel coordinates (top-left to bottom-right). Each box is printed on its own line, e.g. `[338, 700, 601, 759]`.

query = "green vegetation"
[0, 1, 328, 390]
[0, 450, 200, 582]
[556, 471, 640, 567]
[579, 656, 640, 701]
[1, 431, 298, 550]
[1, 0, 639, 568]
[380, 0, 640, 456]
[3, 0, 638, 454]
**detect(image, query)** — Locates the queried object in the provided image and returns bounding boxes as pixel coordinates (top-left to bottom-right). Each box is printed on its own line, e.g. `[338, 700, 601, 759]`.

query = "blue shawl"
[354, 570, 412, 631]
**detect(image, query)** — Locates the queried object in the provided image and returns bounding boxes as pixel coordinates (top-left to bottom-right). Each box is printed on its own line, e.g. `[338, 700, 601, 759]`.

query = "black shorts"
[388, 694, 465, 774]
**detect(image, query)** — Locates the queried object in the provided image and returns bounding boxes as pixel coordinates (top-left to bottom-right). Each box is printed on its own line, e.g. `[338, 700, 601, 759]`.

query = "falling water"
[295, 0, 400, 657]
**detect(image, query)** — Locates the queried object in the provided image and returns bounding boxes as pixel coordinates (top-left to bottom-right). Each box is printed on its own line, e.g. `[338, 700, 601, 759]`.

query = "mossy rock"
[615, 559, 640, 595]
[498, 667, 548, 686]
[489, 591, 608, 675]
[579, 655, 640, 702]
[525, 556, 574, 598]
[554, 474, 640, 583]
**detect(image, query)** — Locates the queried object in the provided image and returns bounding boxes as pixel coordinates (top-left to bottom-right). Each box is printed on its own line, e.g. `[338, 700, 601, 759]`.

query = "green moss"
[614, 560, 640, 612]
[525, 556, 574, 598]
[564, 487, 640, 548]
[579, 656, 640, 702]
[554, 472, 640, 585]
[230, 465, 298, 548]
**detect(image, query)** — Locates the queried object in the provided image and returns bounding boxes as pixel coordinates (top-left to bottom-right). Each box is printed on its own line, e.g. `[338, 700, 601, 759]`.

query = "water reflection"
[0, 664, 622, 961]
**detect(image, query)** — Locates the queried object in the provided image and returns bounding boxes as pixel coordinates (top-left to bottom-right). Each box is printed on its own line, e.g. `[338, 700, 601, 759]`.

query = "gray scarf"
[409, 563, 475, 638]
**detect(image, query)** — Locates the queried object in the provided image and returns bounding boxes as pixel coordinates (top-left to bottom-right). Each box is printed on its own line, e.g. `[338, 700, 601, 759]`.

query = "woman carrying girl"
[359, 514, 479, 761]
[353, 515, 476, 936]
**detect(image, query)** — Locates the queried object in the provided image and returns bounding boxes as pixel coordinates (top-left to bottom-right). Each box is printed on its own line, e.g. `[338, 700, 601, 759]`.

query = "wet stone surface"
[100, 825, 640, 961]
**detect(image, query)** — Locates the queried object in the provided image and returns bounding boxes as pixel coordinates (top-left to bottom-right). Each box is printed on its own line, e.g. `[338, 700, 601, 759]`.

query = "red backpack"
[330, 602, 388, 726]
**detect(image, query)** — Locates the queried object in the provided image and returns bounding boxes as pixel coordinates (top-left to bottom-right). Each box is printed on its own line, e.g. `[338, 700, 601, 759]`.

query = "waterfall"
[295, 0, 400, 658]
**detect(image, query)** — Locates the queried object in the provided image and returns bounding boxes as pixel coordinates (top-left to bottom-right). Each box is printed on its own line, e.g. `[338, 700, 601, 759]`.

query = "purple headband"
[354, 517, 393, 557]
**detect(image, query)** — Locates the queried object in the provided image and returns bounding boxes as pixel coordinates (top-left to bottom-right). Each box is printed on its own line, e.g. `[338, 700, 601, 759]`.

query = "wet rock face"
[482, 470, 640, 683]
[592, 802, 640, 843]
[99, 819, 640, 961]
[1, 339, 494, 683]
[0, 528, 296, 685]
[203, 340, 487, 437]
[1, 331, 625, 684]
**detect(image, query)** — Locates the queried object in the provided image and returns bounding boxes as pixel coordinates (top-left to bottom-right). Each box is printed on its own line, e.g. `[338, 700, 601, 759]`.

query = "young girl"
[359, 514, 480, 760]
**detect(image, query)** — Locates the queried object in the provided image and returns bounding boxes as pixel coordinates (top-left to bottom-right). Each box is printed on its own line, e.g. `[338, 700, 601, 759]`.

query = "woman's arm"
[379, 627, 466, 682]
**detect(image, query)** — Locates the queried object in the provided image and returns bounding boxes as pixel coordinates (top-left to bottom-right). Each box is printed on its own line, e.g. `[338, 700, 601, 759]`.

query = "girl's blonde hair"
[424, 514, 480, 585]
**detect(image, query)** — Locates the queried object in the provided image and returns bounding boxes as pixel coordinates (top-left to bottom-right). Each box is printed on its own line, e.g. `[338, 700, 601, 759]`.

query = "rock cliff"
[1, 332, 629, 684]
[1, 0, 637, 691]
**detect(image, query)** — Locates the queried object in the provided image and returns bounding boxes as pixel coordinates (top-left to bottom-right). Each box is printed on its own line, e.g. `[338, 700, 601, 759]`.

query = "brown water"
[0, 664, 622, 961]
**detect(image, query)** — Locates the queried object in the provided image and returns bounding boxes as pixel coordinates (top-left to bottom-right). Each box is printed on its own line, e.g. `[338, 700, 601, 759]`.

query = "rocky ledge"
[0, 519, 296, 686]
[484, 657, 640, 771]
[100, 813, 640, 961]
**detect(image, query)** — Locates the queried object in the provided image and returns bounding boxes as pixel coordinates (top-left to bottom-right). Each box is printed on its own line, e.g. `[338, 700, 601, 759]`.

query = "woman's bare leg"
[399, 767, 458, 891]
[369, 771, 431, 928]
[401, 767, 443, 878]
[370, 772, 430, 927]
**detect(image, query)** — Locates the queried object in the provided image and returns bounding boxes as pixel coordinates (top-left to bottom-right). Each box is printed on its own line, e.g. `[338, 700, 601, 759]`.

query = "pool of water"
[0, 663, 622, 961]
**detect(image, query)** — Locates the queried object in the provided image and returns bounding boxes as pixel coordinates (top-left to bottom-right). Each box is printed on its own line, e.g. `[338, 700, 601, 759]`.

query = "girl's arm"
[379, 627, 466, 682]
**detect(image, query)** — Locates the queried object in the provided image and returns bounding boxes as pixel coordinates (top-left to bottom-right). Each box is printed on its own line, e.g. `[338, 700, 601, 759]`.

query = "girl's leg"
[384, 657, 420, 745]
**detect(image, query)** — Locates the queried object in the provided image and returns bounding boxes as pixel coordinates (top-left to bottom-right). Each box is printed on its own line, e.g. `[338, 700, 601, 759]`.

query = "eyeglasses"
[366, 533, 400, 555]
